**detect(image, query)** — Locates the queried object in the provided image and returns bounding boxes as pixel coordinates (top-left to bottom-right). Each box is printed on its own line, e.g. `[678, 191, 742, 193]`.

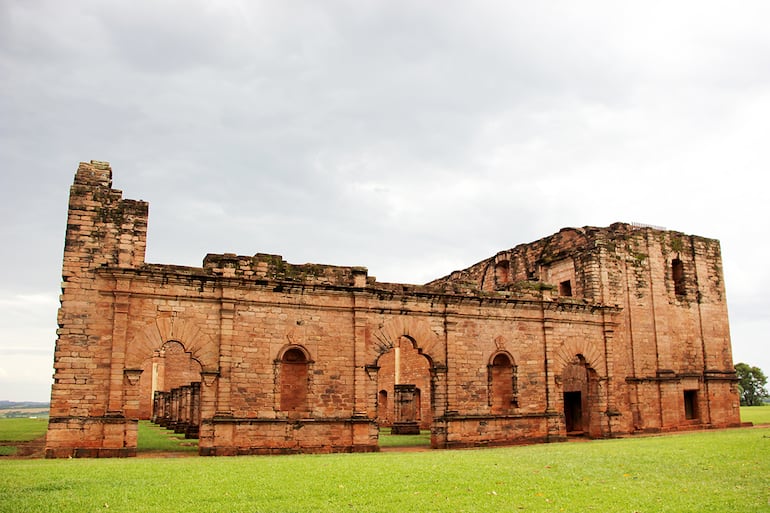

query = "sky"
[1, 1, 769, 402]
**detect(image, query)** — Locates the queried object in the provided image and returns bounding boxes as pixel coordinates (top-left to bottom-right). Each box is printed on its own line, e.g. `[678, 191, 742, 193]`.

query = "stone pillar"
[542, 316, 563, 441]
[392, 384, 420, 434]
[175, 385, 191, 434]
[215, 299, 235, 416]
[351, 295, 376, 449]
[430, 365, 449, 448]
[107, 290, 131, 415]
[198, 371, 219, 455]
[123, 369, 143, 419]
[186, 382, 201, 439]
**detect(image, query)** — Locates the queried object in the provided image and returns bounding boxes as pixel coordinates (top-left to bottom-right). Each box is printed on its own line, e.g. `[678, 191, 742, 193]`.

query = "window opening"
[559, 280, 572, 297]
[684, 390, 698, 420]
[672, 258, 685, 297]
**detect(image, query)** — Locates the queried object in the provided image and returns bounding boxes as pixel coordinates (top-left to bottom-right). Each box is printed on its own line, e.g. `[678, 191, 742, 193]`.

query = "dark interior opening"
[672, 258, 685, 297]
[684, 390, 698, 420]
[564, 391, 583, 434]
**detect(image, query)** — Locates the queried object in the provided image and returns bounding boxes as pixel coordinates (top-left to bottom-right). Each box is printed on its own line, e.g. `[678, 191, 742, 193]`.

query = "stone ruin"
[45, 161, 741, 457]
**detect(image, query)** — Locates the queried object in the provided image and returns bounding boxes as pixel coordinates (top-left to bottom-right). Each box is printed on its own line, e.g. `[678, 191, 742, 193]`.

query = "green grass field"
[378, 428, 431, 448]
[137, 421, 198, 453]
[0, 417, 48, 456]
[741, 404, 770, 425]
[0, 417, 48, 442]
[1, 426, 768, 513]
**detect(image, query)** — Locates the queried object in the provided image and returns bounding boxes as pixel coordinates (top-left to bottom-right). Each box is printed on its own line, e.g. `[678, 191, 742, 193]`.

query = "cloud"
[2, 0, 770, 399]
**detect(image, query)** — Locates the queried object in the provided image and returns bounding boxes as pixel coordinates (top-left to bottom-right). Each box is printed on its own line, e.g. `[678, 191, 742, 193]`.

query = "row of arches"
[138, 338, 601, 442]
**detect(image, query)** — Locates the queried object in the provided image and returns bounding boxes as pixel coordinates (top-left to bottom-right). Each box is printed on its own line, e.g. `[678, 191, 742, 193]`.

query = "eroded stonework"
[45, 161, 741, 457]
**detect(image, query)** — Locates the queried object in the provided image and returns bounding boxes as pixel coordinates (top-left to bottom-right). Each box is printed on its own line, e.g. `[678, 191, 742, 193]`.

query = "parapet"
[202, 252, 369, 287]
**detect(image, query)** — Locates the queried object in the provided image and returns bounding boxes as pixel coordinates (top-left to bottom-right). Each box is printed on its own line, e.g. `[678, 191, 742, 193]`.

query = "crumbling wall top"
[202, 252, 369, 286]
[74, 160, 113, 188]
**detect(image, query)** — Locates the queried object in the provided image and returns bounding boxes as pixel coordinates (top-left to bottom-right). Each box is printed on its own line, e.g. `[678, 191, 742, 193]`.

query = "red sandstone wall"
[47, 163, 740, 458]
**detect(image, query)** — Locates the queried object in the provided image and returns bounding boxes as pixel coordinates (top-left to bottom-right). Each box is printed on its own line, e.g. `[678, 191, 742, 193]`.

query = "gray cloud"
[2, 0, 769, 400]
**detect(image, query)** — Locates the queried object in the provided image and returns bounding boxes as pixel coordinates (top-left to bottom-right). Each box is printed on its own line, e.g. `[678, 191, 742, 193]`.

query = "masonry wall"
[46, 162, 741, 458]
[429, 223, 741, 434]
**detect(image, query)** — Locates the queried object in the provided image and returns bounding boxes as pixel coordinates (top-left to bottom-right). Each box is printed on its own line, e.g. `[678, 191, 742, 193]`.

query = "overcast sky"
[1, 1, 769, 402]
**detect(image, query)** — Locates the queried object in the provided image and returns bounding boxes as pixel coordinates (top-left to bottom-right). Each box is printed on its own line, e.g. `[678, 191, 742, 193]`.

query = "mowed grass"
[741, 404, 770, 425]
[0, 417, 48, 442]
[137, 421, 198, 453]
[1, 427, 768, 513]
[0, 417, 48, 456]
[378, 428, 431, 448]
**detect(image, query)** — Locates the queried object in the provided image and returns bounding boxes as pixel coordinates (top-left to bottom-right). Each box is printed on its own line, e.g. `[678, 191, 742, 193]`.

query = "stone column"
[392, 384, 420, 434]
[429, 365, 449, 448]
[215, 299, 235, 416]
[107, 290, 131, 415]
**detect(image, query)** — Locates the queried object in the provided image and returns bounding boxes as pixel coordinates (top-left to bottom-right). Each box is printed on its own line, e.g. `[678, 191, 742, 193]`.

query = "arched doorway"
[376, 336, 432, 444]
[138, 341, 202, 419]
[138, 341, 203, 440]
[561, 355, 600, 437]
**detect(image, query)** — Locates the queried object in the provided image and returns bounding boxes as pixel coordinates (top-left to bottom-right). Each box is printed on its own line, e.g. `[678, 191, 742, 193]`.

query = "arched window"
[489, 353, 518, 413]
[280, 347, 309, 418]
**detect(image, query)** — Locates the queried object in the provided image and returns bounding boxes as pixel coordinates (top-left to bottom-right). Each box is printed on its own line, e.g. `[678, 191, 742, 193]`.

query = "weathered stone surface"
[45, 162, 741, 458]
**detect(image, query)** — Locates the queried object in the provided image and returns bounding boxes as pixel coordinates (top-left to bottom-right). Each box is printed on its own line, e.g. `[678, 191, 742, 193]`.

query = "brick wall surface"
[45, 162, 741, 457]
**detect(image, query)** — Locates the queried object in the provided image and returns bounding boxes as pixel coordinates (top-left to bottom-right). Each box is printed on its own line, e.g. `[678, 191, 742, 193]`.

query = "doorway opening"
[563, 391, 583, 434]
[561, 355, 599, 437]
[137, 341, 202, 452]
[375, 336, 432, 449]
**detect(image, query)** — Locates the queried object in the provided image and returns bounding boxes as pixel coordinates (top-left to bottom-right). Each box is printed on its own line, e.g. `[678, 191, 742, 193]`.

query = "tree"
[735, 363, 769, 406]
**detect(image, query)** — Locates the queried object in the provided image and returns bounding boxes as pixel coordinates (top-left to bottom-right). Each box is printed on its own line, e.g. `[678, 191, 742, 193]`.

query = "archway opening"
[375, 336, 432, 448]
[561, 355, 600, 437]
[137, 341, 202, 452]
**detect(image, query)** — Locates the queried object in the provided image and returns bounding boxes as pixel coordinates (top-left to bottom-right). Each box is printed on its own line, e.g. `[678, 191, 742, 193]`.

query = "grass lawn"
[741, 404, 770, 425]
[1, 427, 768, 513]
[0, 417, 48, 442]
[0, 417, 48, 456]
[137, 421, 198, 453]
[378, 428, 431, 448]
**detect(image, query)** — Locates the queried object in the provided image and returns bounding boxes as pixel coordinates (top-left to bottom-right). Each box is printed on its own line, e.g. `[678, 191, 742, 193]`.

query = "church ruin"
[45, 161, 741, 457]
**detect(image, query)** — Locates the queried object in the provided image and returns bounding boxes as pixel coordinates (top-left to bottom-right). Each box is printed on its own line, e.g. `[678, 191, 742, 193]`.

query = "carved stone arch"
[491, 335, 520, 362]
[275, 343, 313, 363]
[554, 338, 605, 376]
[489, 349, 515, 366]
[371, 316, 444, 367]
[126, 316, 219, 373]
